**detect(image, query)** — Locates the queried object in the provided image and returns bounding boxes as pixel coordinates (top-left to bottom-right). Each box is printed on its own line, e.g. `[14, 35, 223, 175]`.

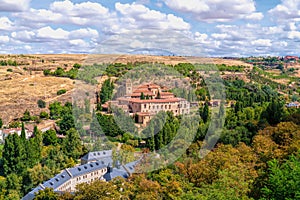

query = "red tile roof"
[129, 98, 180, 103]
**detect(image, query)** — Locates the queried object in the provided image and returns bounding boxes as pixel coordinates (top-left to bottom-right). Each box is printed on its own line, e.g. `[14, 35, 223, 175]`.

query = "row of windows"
[58, 181, 71, 191]
[76, 169, 106, 182]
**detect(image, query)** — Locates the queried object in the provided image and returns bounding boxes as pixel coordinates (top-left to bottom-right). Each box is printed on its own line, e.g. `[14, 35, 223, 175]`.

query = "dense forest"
[0, 62, 299, 199]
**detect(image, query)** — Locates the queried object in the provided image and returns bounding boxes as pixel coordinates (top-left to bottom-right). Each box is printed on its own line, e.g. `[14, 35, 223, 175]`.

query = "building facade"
[22, 150, 138, 200]
[103, 82, 190, 125]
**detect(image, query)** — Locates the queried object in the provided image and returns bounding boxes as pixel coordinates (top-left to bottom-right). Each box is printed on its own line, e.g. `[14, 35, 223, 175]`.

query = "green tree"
[34, 188, 58, 200]
[39, 111, 49, 119]
[140, 92, 145, 100]
[262, 99, 284, 125]
[21, 122, 26, 141]
[99, 79, 114, 104]
[43, 129, 58, 146]
[58, 113, 75, 135]
[3, 134, 26, 175]
[37, 99, 46, 108]
[200, 102, 209, 123]
[49, 102, 63, 120]
[261, 153, 300, 200]
[0, 118, 2, 128]
[21, 110, 31, 121]
[63, 128, 83, 159]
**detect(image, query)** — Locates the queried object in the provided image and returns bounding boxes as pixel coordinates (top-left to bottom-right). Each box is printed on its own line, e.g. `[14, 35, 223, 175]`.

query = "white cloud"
[251, 39, 272, 47]
[50, 0, 109, 17]
[0, 36, 9, 43]
[211, 33, 230, 40]
[287, 31, 300, 39]
[244, 12, 264, 21]
[115, 2, 190, 30]
[69, 28, 99, 39]
[0, 17, 14, 30]
[0, 0, 31, 12]
[269, 0, 300, 22]
[13, 1, 115, 27]
[164, 0, 261, 22]
[11, 30, 35, 42]
[36, 26, 69, 40]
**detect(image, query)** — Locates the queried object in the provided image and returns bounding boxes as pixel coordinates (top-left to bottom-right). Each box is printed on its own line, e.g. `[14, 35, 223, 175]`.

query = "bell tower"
[125, 79, 132, 95]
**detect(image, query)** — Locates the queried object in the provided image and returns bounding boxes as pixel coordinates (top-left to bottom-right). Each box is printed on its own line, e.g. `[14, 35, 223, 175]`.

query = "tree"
[21, 110, 31, 121]
[99, 79, 114, 104]
[58, 113, 75, 135]
[39, 111, 49, 119]
[200, 102, 209, 123]
[261, 153, 300, 200]
[43, 130, 58, 146]
[0, 118, 2, 128]
[140, 92, 145, 100]
[34, 188, 58, 200]
[3, 134, 26, 175]
[21, 122, 26, 141]
[49, 102, 63, 120]
[262, 99, 285, 125]
[37, 99, 46, 108]
[63, 128, 83, 159]
[73, 63, 82, 69]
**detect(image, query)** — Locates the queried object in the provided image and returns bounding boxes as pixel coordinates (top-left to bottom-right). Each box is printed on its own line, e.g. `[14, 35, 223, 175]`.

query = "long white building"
[22, 150, 138, 200]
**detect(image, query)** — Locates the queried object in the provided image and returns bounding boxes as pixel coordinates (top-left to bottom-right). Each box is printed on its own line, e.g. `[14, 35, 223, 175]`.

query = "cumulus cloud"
[11, 30, 35, 42]
[95, 30, 205, 56]
[36, 26, 69, 40]
[0, 17, 14, 30]
[0, 36, 9, 43]
[269, 0, 300, 22]
[115, 2, 190, 31]
[164, 0, 263, 22]
[251, 39, 272, 47]
[13, 0, 115, 27]
[69, 28, 99, 39]
[50, 0, 109, 17]
[287, 31, 300, 40]
[244, 12, 264, 21]
[0, 0, 31, 12]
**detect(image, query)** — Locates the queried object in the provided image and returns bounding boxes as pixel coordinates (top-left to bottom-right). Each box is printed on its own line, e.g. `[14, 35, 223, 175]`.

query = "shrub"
[40, 111, 49, 119]
[37, 99, 46, 108]
[7, 68, 13, 72]
[57, 89, 67, 95]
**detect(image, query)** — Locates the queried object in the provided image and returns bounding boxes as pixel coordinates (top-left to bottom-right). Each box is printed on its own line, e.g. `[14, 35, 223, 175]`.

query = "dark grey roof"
[22, 186, 43, 200]
[22, 150, 140, 200]
[124, 160, 139, 174]
[81, 150, 112, 162]
[22, 161, 107, 200]
[69, 161, 106, 178]
[43, 170, 72, 191]
[103, 166, 129, 181]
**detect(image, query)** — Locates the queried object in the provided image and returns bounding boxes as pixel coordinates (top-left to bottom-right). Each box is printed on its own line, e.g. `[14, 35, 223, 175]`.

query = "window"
[169, 105, 171, 109]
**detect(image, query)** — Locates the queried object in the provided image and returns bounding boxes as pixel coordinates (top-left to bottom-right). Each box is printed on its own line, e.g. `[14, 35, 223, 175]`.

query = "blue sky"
[0, 0, 299, 56]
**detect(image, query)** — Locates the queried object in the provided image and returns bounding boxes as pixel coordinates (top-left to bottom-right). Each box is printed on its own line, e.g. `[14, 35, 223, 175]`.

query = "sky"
[0, 0, 299, 56]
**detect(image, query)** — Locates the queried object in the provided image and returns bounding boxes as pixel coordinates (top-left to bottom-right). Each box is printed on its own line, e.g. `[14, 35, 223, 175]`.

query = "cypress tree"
[140, 92, 145, 100]
[21, 122, 26, 141]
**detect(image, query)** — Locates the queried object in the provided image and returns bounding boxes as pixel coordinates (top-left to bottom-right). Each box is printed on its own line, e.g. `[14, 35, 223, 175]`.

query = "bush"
[37, 99, 46, 108]
[73, 63, 81, 69]
[7, 68, 13, 72]
[40, 111, 49, 119]
[57, 89, 67, 95]
[43, 69, 51, 76]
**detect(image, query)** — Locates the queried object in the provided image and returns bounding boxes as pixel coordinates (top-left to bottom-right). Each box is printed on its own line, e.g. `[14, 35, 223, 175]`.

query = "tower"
[125, 79, 132, 95]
